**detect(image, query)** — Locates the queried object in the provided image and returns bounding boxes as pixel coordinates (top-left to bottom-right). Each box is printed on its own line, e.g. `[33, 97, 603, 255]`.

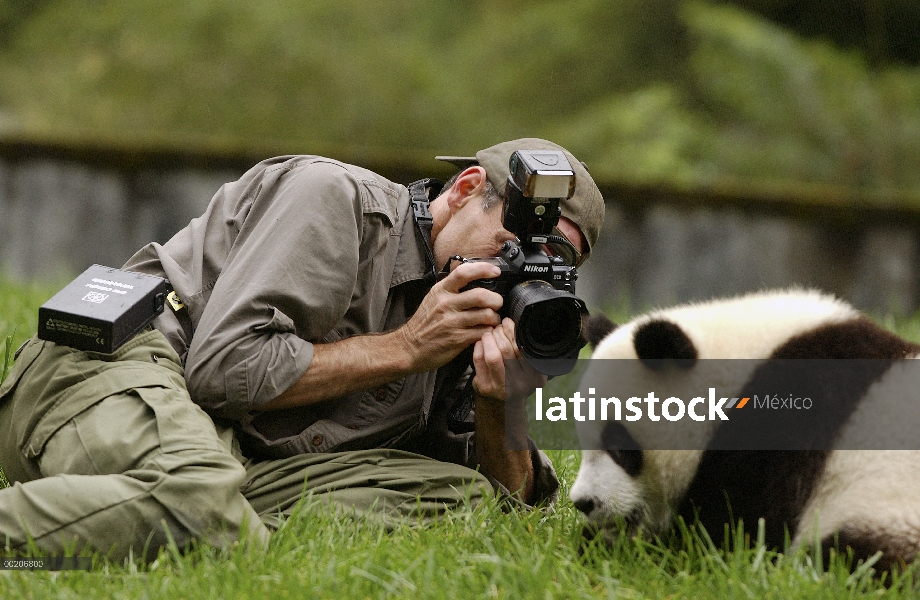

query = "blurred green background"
[1, 0, 920, 195]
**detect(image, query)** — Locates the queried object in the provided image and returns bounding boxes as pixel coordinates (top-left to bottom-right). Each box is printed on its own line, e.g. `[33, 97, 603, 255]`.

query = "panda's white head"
[569, 289, 860, 541]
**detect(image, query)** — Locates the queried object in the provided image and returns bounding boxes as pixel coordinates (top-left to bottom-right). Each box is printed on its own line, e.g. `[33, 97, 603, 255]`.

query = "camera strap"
[449, 368, 477, 433]
[408, 178, 478, 432]
[407, 178, 442, 286]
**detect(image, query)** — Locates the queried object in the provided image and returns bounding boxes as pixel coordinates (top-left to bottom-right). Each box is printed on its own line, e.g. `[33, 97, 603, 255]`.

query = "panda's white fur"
[570, 289, 920, 571]
[594, 288, 860, 360]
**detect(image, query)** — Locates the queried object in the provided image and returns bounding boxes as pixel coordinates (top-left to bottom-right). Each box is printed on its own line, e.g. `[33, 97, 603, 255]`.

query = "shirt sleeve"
[183, 160, 376, 421]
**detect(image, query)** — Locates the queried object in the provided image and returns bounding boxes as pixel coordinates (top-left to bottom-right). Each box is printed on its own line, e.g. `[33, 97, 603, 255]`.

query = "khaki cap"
[437, 138, 605, 253]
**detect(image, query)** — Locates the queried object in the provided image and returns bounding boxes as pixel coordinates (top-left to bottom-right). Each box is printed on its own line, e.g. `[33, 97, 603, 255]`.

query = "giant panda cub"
[570, 289, 920, 572]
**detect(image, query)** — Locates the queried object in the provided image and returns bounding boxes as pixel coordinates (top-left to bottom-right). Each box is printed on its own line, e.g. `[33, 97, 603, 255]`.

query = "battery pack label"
[43, 318, 104, 340]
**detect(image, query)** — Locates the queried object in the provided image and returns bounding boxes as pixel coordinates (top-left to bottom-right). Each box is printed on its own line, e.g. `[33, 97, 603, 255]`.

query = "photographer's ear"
[444, 166, 488, 214]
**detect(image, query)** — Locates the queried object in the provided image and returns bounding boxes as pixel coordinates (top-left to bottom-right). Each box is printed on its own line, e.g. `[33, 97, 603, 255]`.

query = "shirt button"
[375, 388, 387, 401]
[312, 435, 323, 447]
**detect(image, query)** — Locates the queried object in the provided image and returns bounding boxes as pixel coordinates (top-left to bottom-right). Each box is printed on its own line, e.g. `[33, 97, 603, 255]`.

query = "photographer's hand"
[261, 261, 503, 410]
[472, 318, 547, 504]
[398, 261, 504, 372]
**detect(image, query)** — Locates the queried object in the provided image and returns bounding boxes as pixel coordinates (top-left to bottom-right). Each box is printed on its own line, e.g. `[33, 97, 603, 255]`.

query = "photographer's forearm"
[474, 395, 535, 504]
[259, 262, 503, 411]
[258, 331, 414, 410]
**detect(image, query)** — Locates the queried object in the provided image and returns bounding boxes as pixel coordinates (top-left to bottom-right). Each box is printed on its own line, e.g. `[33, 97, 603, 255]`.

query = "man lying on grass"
[0, 139, 603, 560]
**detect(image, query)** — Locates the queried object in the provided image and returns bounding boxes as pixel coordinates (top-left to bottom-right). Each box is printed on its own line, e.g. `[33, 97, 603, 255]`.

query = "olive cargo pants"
[0, 332, 491, 561]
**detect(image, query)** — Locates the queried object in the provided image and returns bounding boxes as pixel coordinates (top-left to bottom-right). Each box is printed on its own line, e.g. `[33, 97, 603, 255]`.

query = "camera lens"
[506, 280, 586, 374]
[519, 297, 581, 354]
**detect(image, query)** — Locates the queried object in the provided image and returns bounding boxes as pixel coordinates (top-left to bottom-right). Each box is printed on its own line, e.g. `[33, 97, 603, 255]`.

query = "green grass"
[1, 276, 919, 598]
[2, 477, 917, 599]
[0, 278, 55, 384]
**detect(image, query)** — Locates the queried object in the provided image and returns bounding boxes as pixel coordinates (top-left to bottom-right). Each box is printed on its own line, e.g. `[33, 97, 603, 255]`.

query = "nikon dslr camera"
[458, 150, 588, 376]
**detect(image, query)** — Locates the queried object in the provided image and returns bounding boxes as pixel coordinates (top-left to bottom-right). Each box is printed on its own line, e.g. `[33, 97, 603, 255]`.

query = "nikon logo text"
[523, 265, 549, 273]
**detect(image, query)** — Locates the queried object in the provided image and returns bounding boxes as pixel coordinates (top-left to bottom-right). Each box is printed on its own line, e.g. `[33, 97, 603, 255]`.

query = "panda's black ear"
[583, 313, 617, 349]
[633, 319, 697, 369]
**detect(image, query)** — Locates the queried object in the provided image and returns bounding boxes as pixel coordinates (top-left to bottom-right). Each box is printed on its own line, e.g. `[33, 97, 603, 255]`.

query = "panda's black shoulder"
[770, 316, 920, 359]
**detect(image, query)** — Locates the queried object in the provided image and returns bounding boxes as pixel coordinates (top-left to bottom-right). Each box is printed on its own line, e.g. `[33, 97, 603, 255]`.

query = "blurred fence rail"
[2, 137, 920, 315]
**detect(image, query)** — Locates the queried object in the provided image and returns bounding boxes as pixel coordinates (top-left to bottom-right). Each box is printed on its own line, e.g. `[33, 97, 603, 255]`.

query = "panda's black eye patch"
[601, 421, 643, 477]
[633, 319, 697, 370]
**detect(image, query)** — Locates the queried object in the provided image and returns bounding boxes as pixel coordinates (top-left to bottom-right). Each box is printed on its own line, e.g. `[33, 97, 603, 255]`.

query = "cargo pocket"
[36, 390, 162, 477]
[22, 362, 185, 461]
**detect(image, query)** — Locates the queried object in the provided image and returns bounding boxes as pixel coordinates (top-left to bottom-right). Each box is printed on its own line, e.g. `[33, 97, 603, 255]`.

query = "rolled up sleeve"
[184, 160, 366, 420]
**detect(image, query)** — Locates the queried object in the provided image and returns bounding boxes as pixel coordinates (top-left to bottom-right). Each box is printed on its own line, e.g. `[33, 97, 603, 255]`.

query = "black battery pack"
[38, 265, 168, 353]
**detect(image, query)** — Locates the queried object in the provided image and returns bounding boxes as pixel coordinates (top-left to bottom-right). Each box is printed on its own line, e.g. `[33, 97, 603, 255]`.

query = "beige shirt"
[124, 156, 559, 501]
[125, 156, 431, 450]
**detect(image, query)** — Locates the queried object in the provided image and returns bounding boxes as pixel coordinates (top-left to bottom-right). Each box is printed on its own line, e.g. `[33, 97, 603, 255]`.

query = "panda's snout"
[572, 497, 596, 516]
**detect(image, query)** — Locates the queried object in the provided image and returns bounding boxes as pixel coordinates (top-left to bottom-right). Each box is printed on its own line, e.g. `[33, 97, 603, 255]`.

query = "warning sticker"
[44, 319, 103, 339]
